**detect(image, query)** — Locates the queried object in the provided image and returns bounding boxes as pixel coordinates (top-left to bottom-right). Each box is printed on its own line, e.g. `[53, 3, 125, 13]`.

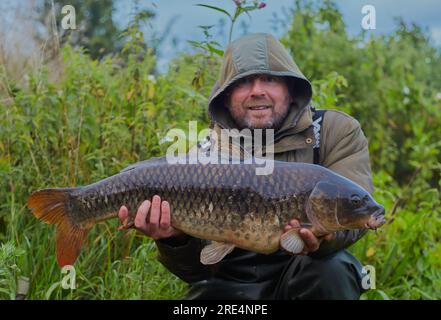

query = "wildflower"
[258, 2, 266, 9]
[402, 86, 410, 95]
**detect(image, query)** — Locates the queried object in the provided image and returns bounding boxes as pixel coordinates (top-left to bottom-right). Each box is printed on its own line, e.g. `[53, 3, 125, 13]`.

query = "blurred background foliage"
[36, 0, 124, 59]
[0, 0, 439, 299]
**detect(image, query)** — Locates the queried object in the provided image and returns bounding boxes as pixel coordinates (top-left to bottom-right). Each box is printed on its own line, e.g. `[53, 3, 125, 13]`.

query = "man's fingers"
[323, 233, 336, 241]
[300, 228, 319, 252]
[284, 219, 300, 232]
[134, 200, 151, 230]
[150, 195, 161, 225]
[289, 219, 301, 228]
[283, 221, 328, 254]
[124, 197, 177, 239]
[160, 201, 171, 230]
[118, 206, 128, 222]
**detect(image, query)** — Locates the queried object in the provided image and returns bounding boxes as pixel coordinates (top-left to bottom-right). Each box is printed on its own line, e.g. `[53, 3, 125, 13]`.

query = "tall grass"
[0, 41, 214, 299]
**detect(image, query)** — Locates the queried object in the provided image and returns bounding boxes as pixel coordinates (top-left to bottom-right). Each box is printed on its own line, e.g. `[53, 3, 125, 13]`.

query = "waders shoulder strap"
[310, 106, 326, 165]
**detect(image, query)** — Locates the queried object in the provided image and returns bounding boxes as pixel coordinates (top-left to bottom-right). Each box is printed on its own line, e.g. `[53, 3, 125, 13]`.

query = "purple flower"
[258, 2, 266, 9]
[233, 0, 244, 6]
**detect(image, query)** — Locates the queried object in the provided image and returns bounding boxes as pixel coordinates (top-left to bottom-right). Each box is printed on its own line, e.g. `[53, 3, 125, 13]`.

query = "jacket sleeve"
[155, 236, 212, 283]
[311, 110, 373, 258]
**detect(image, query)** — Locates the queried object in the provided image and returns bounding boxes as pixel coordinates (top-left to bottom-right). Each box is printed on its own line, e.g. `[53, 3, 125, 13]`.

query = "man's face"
[226, 74, 292, 129]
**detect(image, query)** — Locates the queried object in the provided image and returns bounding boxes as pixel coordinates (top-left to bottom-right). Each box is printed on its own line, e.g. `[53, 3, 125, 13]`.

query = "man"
[118, 33, 373, 299]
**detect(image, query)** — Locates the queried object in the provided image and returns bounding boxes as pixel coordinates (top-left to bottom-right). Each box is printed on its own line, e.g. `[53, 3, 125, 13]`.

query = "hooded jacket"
[155, 33, 373, 293]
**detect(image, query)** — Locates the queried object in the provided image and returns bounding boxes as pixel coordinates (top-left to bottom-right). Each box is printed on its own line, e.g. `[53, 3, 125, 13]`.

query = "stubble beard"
[231, 105, 290, 130]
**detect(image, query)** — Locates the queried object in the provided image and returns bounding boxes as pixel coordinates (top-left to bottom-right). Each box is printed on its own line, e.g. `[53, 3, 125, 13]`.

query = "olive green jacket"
[155, 33, 373, 284]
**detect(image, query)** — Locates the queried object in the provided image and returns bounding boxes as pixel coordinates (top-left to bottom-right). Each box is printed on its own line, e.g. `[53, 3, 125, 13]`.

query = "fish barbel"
[27, 156, 386, 267]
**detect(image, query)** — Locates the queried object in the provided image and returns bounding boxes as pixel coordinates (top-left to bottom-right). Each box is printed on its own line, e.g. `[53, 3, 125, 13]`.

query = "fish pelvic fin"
[27, 188, 90, 267]
[200, 241, 235, 265]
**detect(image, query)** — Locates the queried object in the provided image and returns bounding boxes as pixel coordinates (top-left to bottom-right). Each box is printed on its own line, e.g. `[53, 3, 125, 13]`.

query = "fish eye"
[351, 195, 362, 206]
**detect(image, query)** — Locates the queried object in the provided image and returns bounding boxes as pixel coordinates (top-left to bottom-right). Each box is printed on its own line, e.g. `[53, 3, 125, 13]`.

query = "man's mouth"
[248, 105, 271, 110]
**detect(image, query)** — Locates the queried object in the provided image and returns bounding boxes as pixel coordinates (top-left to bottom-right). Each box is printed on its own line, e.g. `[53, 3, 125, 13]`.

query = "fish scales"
[27, 157, 386, 266]
[68, 162, 314, 246]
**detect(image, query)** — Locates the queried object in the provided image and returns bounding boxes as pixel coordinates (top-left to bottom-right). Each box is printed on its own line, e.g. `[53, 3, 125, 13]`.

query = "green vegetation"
[0, 0, 439, 299]
[36, 0, 124, 59]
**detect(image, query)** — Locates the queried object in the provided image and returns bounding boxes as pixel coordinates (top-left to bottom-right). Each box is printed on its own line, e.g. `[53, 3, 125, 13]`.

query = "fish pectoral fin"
[200, 241, 235, 265]
[280, 229, 305, 254]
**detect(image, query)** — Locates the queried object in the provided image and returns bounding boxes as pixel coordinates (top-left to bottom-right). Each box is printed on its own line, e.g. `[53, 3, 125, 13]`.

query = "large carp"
[28, 156, 385, 267]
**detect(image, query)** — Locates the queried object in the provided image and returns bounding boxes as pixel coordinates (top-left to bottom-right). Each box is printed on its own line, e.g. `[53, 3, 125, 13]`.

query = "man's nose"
[250, 79, 266, 97]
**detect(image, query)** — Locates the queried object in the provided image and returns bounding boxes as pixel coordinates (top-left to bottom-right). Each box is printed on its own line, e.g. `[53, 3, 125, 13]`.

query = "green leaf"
[376, 289, 391, 300]
[186, 40, 206, 50]
[195, 4, 232, 20]
[380, 243, 398, 283]
[206, 43, 224, 56]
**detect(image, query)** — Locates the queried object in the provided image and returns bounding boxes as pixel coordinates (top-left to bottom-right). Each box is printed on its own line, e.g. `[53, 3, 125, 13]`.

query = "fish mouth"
[365, 208, 386, 230]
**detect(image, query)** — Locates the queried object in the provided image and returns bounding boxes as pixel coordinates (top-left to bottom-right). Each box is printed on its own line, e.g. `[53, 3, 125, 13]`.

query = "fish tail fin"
[55, 217, 90, 267]
[27, 188, 90, 267]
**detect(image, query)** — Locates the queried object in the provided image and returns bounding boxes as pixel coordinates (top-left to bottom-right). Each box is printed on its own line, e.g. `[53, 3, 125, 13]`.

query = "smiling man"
[118, 33, 374, 299]
[226, 74, 293, 130]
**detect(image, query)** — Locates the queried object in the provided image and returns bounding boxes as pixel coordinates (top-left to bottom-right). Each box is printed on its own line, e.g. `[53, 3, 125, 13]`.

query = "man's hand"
[283, 219, 336, 255]
[118, 195, 184, 240]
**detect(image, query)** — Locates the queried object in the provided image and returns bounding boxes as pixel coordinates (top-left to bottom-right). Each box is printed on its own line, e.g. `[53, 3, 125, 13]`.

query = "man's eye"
[237, 78, 252, 85]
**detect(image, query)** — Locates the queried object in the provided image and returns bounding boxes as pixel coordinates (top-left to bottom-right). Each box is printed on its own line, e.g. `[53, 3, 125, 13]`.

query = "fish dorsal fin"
[280, 229, 305, 254]
[200, 241, 235, 265]
[120, 157, 167, 173]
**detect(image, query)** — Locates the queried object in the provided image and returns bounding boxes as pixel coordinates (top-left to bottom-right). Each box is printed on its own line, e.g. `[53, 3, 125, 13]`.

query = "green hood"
[208, 33, 313, 138]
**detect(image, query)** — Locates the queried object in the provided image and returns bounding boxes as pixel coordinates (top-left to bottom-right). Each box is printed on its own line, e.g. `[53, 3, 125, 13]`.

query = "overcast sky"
[112, 0, 441, 72]
[1, 1, 440, 72]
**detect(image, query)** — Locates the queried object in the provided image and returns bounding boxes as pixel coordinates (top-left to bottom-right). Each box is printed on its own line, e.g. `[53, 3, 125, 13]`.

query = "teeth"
[249, 106, 270, 110]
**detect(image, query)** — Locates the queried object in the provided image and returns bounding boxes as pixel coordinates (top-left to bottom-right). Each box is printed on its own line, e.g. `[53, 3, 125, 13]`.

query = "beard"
[230, 105, 290, 130]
